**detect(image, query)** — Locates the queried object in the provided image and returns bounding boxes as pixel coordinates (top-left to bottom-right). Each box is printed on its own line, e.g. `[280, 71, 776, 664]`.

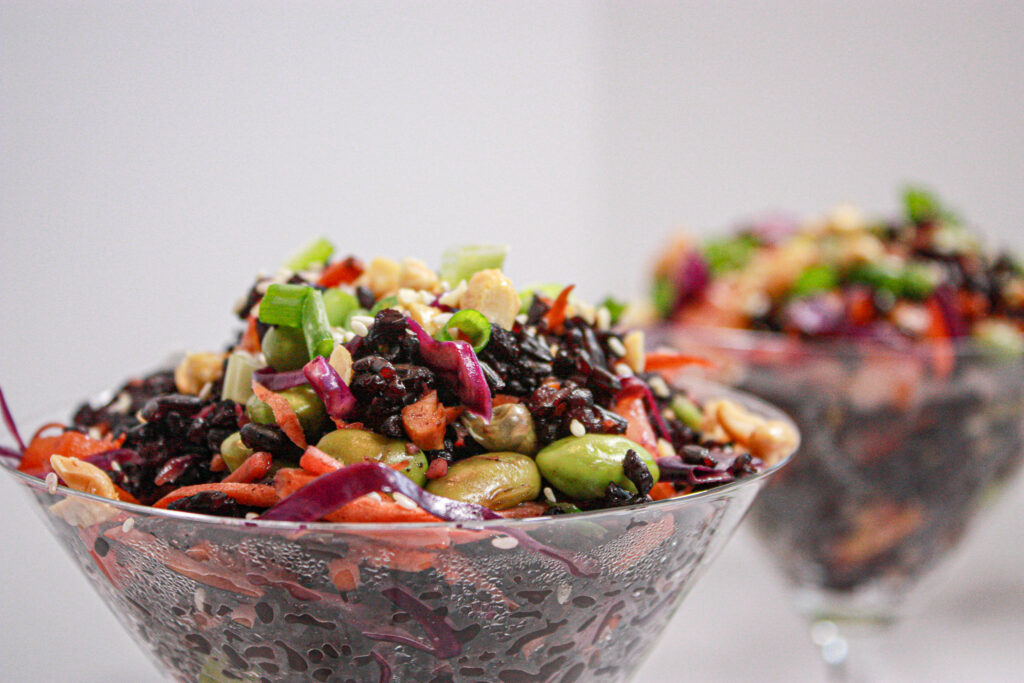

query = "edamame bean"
[535, 434, 659, 499]
[262, 325, 311, 372]
[461, 403, 538, 455]
[425, 452, 541, 510]
[219, 431, 254, 471]
[316, 428, 428, 486]
[246, 385, 328, 434]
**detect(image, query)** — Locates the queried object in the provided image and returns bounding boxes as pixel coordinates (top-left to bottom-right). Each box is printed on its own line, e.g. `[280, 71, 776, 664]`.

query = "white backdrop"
[2, 2, 1023, 681]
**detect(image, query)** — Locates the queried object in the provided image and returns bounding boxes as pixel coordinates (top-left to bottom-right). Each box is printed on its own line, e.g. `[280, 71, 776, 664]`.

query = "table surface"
[1, 472, 1021, 682]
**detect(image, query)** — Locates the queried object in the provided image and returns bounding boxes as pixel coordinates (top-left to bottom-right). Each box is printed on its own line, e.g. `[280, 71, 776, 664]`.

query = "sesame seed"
[121, 517, 135, 533]
[543, 487, 556, 504]
[596, 307, 612, 331]
[556, 582, 572, 604]
[245, 512, 260, 520]
[648, 376, 671, 399]
[111, 460, 122, 473]
[490, 535, 519, 550]
[607, 337, 627, 357]
[614, 363, 634, 377]
[45, 472, 58, 495]
[351, 314, 376, 328]
[350, 320, 369, 337]
[393, 493, 417, 510]
[515, 313, 528, 325]
[569, 419, 586, 438]
[197, 381, 213, 401]
[194, 588, 207, 612]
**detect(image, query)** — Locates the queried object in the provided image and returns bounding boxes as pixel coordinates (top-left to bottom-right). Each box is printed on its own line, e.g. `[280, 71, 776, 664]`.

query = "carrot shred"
[239, 315, 262, 353]
[209, 453, 228, 473]
[443, 406, 465, 424]
[299, 446, 343, 475]
[251, 381, 307, 449]
[925, 298, 955, 378]
[614, 393, 659, 455]
[18, 431, 124, 476]
[545, 284, 575, 333]
[223, 452, 273, 484]
[649, 481, 676, 501]
[317, 257, 364, 287]
[401, 390, 447, 451]
[30, 422, 67, 443]
[328, 558, 361, 591]
[152, 483, 278, 509]
[492, 394, 520, 407]
[112, 483, 140, 505]
[644, 351, 715, 372]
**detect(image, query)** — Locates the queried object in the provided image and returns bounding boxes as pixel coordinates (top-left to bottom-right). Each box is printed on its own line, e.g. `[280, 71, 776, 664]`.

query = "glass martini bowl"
[0, 377, 795, 683]
[650, 324, 1024, 680]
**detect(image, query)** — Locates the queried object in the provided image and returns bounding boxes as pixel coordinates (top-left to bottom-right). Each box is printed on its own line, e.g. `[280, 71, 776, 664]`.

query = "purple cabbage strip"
[932, 285, 967, 338]
[302, 356, 356, 421]
[783, 295, 845, 337]
[363, 632, 440, 657]
[0, 445, 20, 468]
[671, 250, 709, 310]
[656, 456, 735, 486]
[260, 461, 597, 577]
[82, 448, 142, 472]
[344, 336, 363, 356]
[251, 367, 309, 391]
[406, 318, 492, 420]
[0, 383, 26, 454]
[617, 377, 672, 441]
[371, 651, 392, 683]
[382, 586, 461, 659]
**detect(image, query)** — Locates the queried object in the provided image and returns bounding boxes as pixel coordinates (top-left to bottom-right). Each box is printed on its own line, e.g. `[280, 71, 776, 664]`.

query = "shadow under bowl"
[1, 377, 794, 683]
[651, 324, 1024, 618]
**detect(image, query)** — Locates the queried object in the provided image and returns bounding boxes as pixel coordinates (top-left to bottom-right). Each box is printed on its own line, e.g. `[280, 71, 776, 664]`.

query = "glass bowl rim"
[0, 376, 797, 533]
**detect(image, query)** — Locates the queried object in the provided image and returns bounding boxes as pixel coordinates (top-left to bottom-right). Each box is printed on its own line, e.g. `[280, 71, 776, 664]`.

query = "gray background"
[2, 2, 1023, 680]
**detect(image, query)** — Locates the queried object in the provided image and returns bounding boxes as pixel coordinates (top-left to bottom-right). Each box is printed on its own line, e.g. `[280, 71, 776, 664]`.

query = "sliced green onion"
[789, 264, 839, 299]
[258, 283, 310, 327]
[302, 290, 335, 359]
[220, 351, 263, 404]
[437, 309, 492, 352]
[897, 262, 937, 300]
[370, 295, 399, 316]
[285, 236, 334, 271]
[670, 395, 703, 430]
[701, 234, 758, 275]
[651, 276, 675, 318]
[322, 289, 360, 327]
[599, 296, 627, 325]
[440, 244, 508, 286]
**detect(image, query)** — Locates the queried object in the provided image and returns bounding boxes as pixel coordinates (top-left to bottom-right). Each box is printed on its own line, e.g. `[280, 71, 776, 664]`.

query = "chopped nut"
[357, 257, 401, 298]
[405, 301, 443, 335]
[329, 345, 354, 385]
[174, 352, 226, 396]
[458, 268, 520, 330]
[398, 258, 441, 293]
[714, 399, 760, 444]
[622, 330, 646, 373]
[747, 420, 799, 465]
[49, 454, 119, 500]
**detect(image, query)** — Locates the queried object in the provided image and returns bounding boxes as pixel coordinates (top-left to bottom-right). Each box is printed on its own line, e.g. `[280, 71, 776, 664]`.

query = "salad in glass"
[0, 242, 797, 682]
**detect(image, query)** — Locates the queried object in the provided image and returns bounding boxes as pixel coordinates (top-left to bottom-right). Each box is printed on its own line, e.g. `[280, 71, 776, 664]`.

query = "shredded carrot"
[545, 284, 575, 333]
[644, 351, 715, 373]
[328, 558, 361, 592]
[152, 483, 278, 509]
[299, 446, 343, 475]
[223, 452, 273, 484]
[649, 481, 676, 501]
[112, 483, 140, 505]
[239, 315, 262, 354]
[251, 380, 307, 449]
[614, 393, 659, 455]
[209, 453, 228, 473]
[846, 288, 876, 326]
[30, 422, 67, 443]
[492, 394, 520, 407]
[317, 257, 364, 287]
[925, 298, 955, 378]
[443, 406, 466, 424]
[401, 390, 447, 451]
[18, 431, 125, 476]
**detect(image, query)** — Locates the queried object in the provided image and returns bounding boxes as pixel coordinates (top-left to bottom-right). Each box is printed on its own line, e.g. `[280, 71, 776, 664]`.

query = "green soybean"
[219, 432, 254, 472]
[315, 429, 428, 486]
[246, 385, 328, 434]
[535, 434, 659, 499]
[426, 452, 540, 510]
[461, 403, 538, 455]
[262, 325, 311, 372]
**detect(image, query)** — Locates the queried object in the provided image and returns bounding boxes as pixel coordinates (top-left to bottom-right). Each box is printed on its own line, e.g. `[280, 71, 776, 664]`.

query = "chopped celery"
[440, 245, 508, 286]
[670, 395, 703, 430]
[285, 236, 334, 271]
[302, 290, 335, 359]
[220, 351, 263, 404]
[790, 264, 839, 299]
[258, 284, 309, 327]
[322, 289, 360, 327]
[370, 295, 399, 316]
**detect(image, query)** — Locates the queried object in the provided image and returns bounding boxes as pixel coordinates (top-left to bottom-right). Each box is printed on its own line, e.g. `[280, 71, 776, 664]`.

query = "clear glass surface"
[650, 324, 1024, 679]
[1, 378, 794, 683]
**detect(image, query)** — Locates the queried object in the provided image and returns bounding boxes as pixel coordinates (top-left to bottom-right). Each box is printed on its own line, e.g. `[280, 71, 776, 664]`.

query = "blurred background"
[2, 2, 1022, 680]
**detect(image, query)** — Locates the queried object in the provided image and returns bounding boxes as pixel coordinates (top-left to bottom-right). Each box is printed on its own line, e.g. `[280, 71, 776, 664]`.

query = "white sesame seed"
[45, 472, 58, 495]
[351, 314, 376, 328]
[121, 517, 135, 533]
[245, 512, 260, 520]
[197, 381, 214, 401]
[393, 492, 418, 510]
[543, 486, 556, 504]
[569, 419, 586, 438]
[109, 391, 132, 415]
[490, 535, 519, 550]
[607, 337, 627, 357]
[88, 426, 105, 440]
[194, 588, 207, 612]
[596, 307, 612, 331]
[111, 460, 122, 473]
[351, 320, 369, 337]
[515, 313, 528, 325]
[614, 363, 634, 377]
[556, 581, 572, 604]
[549, 344, 560, 356]
[648, 376, 671, 399]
